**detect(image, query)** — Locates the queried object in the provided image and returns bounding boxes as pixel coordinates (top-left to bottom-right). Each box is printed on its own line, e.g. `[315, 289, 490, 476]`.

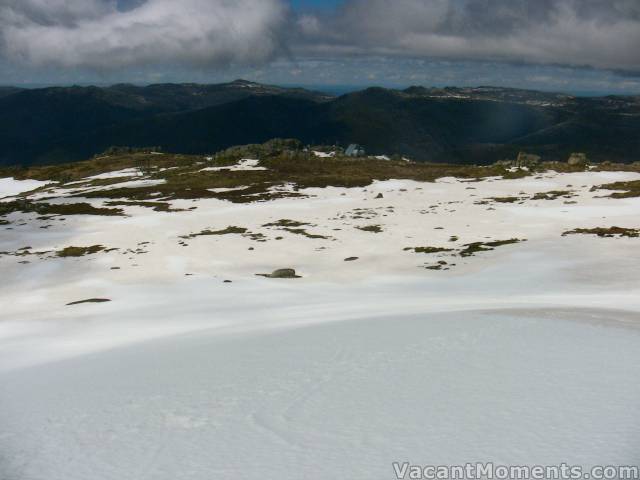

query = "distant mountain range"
[1, 79, 638, 166]
[0, 87, 24, 99]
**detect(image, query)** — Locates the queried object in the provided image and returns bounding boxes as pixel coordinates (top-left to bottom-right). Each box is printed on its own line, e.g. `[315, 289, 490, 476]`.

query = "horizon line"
[1, 80, 638, 98]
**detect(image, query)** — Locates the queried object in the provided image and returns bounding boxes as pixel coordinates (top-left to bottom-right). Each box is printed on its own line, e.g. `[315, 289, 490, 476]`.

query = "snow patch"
[201, 159, 267, 172]
[208, 186, 251, 193]
[313, 151, 335, 158]
[103, 178, 167, 189]
[86, 168, 143, 180]
[0, 177, 52, 199]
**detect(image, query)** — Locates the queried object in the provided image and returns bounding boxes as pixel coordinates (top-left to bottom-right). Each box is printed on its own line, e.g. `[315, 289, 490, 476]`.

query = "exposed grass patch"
[500, 169, 532, 179]
[488, 196, 525, 203]
[459, 239, 525, 257]
[485, 239, 525, 247]
[181, 226, 248, 239]
[338, 208, 378, 221]
[356, 225, 383, 233]
[2, 140, 544, 204]
[180, 226, 267, 242]
[282, 228, 329, 240]
[538, 161, 593, 174]
[56, 245, 106, 257]
[562, 227, 639, 238]
[404, 246, 453, 254]
[245, 232, 268, 242]
[105, 201, 183, 212]
[591, 180, 640, 198]
[532, 190, 575, 200]
[0, 152, 199, 183]
[588, 163, 640, 174]
[0, 200, 123, 217]
[263, 220, 327, 239]
[9, 140, 638, 207]
[1, 247, 53, 258]
[210, 184, 306, 204]
[479, 191, 576, 204]
[262, 219, 310, 228]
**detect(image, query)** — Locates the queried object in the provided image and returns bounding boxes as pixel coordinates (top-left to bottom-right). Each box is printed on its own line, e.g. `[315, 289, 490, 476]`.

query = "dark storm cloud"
[296, 0, 640, 72]
[0, 0, 638, 73]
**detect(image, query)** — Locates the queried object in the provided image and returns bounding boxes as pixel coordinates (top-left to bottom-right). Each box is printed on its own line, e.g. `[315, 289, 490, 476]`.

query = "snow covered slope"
[1, 167, 639, 479]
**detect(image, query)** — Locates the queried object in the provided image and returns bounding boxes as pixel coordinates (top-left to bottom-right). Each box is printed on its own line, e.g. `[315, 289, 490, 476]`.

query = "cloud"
[0, 0, 289, 69]
[0, 0, 638, 75]
[294, 0, 640, 73]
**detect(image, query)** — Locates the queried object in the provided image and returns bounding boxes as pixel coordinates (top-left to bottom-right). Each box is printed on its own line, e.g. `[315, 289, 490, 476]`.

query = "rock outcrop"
[496, 152, 541, 168]
[568, 153, 588, 166]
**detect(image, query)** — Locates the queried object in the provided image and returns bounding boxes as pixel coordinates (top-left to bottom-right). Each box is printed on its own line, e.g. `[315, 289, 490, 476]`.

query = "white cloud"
[0, 0, 289, 69]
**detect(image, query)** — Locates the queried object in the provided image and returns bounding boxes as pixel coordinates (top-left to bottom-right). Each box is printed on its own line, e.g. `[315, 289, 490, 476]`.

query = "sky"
[290, 0, 343, 10]
[0, 0, 639, 94]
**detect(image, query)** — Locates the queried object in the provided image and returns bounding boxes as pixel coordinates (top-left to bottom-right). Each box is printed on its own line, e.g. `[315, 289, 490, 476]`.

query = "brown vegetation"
[562, 227, 639, 238]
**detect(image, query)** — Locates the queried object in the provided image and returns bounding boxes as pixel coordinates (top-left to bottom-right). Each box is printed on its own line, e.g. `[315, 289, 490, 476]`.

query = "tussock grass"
[180, 226, 268, 242]
[459, 238, 524, 256]
[262, 219, 327, 239]
[0, 200, 123, 217]
[56, 245, 106, 257]
[105, 201, 183, 212]
[356, 225, 383, 233]
[2, 140, 541, 204]
[404, 246, 453, 254]
[591, 180, 640, 198]
[281, 228, 329, 239]
[562, 227, 639, 238]
[181, 226, 248, 239]
[488, 196, 525, 203]
[531, 190, 575, 200]
[262, 219, 310, 228]
[7, 140, 639, 205]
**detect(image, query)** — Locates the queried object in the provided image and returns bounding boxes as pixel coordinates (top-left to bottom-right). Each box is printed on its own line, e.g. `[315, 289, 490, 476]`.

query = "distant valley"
[1, 80, 639, 166]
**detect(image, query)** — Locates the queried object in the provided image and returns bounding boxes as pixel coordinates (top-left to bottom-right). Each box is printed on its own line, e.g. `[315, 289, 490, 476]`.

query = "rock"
[515, 152, 541, 168]
[257, 268, 301, 279]
[498, 153, 541, 168]
[344, 257, 359, 262]
[375, 193, 384, 199]
[568, 152, 588, 166]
